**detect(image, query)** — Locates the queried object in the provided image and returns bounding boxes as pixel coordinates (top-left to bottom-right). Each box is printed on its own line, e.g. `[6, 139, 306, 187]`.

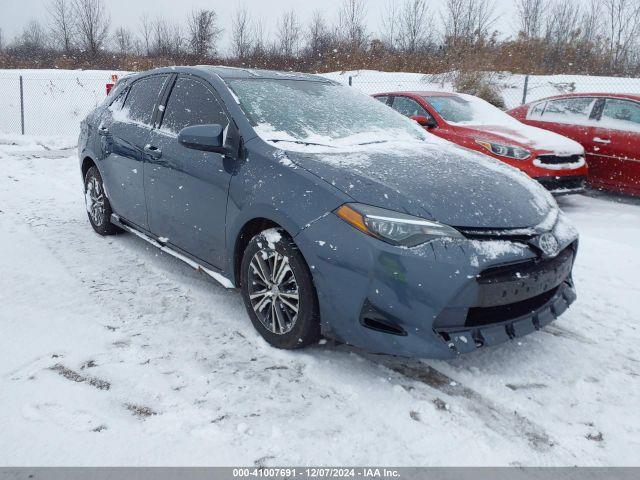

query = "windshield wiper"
[267, 139, 335, 148]
[356, 140, 390, 146]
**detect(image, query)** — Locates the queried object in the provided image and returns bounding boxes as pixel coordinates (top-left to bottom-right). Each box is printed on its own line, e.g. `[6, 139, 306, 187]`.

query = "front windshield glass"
[425, 94, 517, 126]
[228, 78, 426, 146]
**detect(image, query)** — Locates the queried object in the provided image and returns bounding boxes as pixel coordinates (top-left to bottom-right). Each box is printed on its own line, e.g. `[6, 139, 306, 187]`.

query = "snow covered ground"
[0, 135, 639, 466]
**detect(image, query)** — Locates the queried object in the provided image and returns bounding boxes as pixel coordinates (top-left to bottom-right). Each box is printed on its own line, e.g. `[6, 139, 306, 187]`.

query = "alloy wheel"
[86, 175, 106, 226]
[248, 249, 300, 335]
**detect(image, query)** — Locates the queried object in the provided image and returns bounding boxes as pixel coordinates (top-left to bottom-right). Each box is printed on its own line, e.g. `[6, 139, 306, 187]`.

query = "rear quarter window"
[599, 99, 640, 133]
[536, 97, 596, 125]
[527, 101, 546, 119]
[121, 75, 169, 126]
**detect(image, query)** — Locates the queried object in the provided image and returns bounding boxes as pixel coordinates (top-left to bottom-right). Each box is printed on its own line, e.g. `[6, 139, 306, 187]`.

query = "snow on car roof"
[528, 92, 640, 103]
[374, 91, 459, 97]
[198, 65, 329, 82]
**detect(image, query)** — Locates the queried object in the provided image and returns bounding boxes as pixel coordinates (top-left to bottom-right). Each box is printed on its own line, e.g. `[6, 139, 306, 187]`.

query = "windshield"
[228, 79, 426, 147]
[425, 94, 518, 126]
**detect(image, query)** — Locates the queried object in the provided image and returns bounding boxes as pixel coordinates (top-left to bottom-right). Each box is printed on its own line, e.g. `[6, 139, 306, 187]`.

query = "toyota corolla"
[78, 66, 578, 359]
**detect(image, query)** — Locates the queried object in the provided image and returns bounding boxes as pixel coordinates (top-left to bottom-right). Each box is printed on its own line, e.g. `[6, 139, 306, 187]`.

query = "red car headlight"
[476, 140, 531, 160]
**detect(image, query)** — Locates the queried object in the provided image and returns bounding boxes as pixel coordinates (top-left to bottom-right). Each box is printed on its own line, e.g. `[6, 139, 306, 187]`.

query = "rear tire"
[240, 229, 320, 349]
[84, 166, 121, 236]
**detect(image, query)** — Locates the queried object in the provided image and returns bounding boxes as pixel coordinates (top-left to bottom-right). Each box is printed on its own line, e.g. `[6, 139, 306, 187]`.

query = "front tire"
[84, 166, 120, 236]
[240, 229, 320, 349]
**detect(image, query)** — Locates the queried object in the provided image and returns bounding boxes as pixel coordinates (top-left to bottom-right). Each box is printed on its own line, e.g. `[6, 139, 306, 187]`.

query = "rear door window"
[122, 75, 169, 126]
[538, 97, 596, 125]
[391, 96, 430, 118]
[375, 95, 391, 105]
[527, 101, 546, 119]
[160, 76, 229, 135]
[599, 99, 640, 133]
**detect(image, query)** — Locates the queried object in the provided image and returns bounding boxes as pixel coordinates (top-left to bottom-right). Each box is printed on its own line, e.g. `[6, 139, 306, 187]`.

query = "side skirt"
[111, 214, 235, 289]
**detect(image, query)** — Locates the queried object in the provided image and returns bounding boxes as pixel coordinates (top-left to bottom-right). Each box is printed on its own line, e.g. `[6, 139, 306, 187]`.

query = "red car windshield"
[425, 95, 518, 126]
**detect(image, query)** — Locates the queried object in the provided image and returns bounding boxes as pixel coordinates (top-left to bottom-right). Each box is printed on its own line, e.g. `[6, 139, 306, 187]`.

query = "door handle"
[593, 137, 611, 144]
[98, 126, 109, 136]
[144, 144, 163, 159]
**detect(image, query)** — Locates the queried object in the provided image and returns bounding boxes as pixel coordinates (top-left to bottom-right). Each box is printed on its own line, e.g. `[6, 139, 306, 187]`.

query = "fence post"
[19, 75, 25, 135]
[521, 75, 529, 105]
[348, 76, 353, 86]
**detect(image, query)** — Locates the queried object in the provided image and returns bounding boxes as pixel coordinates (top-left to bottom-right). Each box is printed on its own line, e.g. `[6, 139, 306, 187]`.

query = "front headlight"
[335, 203, 463, 247]
[476, 140, 530, 160]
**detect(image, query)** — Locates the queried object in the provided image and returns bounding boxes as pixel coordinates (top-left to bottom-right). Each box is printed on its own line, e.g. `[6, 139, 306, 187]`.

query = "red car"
[508, 93, 640, 197]
[374, 91, 588, 194]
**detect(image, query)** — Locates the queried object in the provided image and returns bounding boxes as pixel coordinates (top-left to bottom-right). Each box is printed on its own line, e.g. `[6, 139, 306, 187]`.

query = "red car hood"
[451, 123, 584, 156]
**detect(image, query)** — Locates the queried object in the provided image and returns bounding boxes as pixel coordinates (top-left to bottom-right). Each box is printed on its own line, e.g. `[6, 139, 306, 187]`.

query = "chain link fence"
[0, 72, 119, 137]
[323, 71, 640, 110]
[1, 69, 640, 137]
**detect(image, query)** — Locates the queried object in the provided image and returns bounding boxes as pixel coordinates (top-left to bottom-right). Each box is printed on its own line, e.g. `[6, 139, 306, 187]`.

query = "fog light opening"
[359, 301, 407, 337]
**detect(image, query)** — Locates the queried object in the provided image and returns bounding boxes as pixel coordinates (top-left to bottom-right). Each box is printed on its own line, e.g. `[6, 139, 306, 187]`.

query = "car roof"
[530, 92, 640, 102]
[198, 66, 330, 81]
[374, 91, 460, 97]
[127, 65, 333, 83]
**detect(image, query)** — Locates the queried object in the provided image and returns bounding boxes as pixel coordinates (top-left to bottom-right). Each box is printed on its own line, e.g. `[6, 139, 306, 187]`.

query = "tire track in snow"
[376, 357, 555, 452]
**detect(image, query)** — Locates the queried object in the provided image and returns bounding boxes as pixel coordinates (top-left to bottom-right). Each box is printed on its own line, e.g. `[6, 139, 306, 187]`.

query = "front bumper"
[535, 175, 586, 195]
[294, 211, 578, 359]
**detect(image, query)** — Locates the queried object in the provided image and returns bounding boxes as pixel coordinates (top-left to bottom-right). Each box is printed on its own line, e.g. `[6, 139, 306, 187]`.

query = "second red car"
[509, 93, 640, 197]
[375, 91, 589, 194]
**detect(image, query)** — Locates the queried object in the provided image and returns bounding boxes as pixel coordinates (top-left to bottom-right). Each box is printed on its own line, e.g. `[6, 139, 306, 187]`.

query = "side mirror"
[411, 115, 437, 129]
[178, 124, 229, 154]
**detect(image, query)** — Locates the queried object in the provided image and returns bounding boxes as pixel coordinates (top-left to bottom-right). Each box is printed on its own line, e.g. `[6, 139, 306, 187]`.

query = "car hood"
[453, 123, 584, 156]
[283, 138, 557, 229]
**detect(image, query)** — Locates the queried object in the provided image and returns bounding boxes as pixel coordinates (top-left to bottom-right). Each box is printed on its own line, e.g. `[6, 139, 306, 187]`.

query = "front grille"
[466, 286, 560, 327]
[475, 247, 574, 308]
[456, 230, 534, 242]
[535, 175, 586, 192]
[537, 154, 583, 165]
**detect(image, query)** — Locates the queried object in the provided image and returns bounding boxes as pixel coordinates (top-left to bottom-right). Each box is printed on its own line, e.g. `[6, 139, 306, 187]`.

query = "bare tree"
[580, 0, 602, 46]
[187, 9, 222, 57]
[337, 0, 368, 50]
[601, 0, 640, 70]
[0, 28, 4, 52]
[306, 10, 332, 55]
[397, 0, 432, 53]
[380, 0, 400, 49]
[442, 0, 498, 46]
[543, 0, 582, 48]
[113, 26, 133, 55]
[516, 0, 548, 38]
[231, 4, 253, 60]
[15, 20, 48, 51]
[73, 0, 110, 56]
[251, 17, 266, 56]
[47, 0, 75, 53]
[277, 10, 300, 58]
[140, 13, 153, 56]
[152, 16, 184, 56]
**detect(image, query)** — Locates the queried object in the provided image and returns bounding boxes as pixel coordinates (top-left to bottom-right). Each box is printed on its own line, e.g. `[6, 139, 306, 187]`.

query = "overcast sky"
[0, 0, 518, 54]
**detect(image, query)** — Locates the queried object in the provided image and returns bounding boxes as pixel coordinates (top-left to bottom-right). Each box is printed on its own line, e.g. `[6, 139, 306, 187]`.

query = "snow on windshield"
[425, 93, 520, 126]
[227, 79, 428, 147]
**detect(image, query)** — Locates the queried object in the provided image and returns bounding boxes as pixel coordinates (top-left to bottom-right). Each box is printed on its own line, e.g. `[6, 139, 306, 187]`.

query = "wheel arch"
[233, 217, 283, 287]
[81, 156, 97, 180]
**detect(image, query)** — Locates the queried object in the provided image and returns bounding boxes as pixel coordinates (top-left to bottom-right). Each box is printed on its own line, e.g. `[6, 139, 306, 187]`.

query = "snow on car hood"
[278, 136, 557, 230]
[457, 123, 585, 156]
